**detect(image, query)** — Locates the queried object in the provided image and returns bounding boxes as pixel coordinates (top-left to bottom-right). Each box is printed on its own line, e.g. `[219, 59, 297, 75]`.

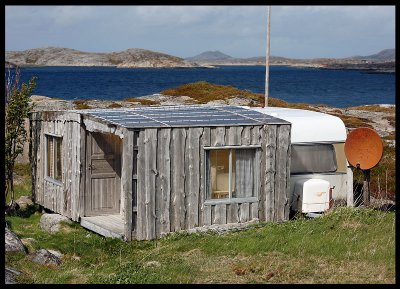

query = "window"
[46, 135, 62, 182]
[206, 148, 258, 200]
[291, 144, 337, 174]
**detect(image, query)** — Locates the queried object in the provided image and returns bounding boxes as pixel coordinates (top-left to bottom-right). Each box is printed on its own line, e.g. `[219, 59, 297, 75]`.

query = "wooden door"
[85, 132, 121, 216]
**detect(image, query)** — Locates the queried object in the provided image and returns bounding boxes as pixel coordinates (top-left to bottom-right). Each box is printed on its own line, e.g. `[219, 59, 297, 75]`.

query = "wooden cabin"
[29, 105, 291, 241]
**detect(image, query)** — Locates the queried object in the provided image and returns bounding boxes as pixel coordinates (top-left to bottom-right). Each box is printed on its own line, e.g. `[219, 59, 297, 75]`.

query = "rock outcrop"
[28, 249, 62, 266]
[5, 227, 26, 253]
[5, 267, 21, 284]
[6, 47, 200, 68]
[39, 213, 72, 234]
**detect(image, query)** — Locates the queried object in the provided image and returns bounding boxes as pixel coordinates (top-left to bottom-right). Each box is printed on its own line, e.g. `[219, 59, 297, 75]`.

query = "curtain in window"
[291, 144, 337, 174]
[235, 149, 254, 198]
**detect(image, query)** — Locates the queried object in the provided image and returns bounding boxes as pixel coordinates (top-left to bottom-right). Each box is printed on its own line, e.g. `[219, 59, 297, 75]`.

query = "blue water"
[16, 65, 395, 108]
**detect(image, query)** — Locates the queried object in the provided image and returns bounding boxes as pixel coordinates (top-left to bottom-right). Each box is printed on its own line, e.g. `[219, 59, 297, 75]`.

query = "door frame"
[84, 131, 122, 217]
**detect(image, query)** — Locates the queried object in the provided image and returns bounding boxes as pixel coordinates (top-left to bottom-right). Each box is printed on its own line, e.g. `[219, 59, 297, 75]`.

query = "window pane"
[55, 138, 62, 181]
[234, 149, 255, 198]
[209, 149, 230, 199]
[47, 137, 53, 178]
[291, 144, 337, 174]
[333, 143, 347, 173]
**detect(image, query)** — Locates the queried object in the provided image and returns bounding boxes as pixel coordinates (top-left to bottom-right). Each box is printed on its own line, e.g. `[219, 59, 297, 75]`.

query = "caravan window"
[205, 148, 258, 200]
[291, 144, 337, 174]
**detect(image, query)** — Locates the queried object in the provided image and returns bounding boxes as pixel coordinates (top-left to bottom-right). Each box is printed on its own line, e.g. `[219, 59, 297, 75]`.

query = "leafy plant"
[5, 66, 37, 209]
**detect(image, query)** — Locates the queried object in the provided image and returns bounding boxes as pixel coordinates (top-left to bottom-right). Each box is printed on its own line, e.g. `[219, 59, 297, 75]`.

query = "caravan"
[244, 106, 353, 214]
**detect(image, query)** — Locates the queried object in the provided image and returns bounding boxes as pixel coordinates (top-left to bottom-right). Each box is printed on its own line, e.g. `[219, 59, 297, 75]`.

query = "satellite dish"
[344, 127, 383, 170]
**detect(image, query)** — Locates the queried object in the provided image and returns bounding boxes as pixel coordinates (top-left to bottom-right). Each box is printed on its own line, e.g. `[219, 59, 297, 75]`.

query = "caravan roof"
[243, 107, 347, 143]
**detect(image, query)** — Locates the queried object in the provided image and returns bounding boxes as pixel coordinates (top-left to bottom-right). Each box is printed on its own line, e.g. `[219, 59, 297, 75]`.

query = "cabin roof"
[244, 107, 347, 143]
[73, 105, 289, 128]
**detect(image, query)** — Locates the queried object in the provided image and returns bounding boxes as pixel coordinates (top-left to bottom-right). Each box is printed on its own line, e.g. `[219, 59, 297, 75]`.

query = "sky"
[5, 5, 396, 59]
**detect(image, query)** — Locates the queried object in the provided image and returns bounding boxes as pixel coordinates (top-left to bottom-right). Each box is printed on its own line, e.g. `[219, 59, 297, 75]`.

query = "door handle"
[88, 164, 96, 170]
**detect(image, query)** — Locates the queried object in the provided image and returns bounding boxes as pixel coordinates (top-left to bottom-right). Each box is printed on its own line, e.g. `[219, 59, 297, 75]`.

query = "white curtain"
[235, 150, 254, 198]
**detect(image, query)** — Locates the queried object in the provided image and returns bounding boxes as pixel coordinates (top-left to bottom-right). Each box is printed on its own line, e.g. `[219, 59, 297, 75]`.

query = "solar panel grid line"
[79, 105, 285, 128]
[213, 106, 265, 124]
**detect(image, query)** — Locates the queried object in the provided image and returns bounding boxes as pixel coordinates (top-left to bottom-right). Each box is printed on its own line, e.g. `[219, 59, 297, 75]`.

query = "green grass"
[6, 164, 32, 204]
[352, 141, 396, 200]
[5, 207, 395, 284]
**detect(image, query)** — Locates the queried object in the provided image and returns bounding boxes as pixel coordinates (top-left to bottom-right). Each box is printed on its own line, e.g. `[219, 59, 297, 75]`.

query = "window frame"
[290, 142, 340, 175]
[44, 133, 63, 185]
[204, 145, 260, 205]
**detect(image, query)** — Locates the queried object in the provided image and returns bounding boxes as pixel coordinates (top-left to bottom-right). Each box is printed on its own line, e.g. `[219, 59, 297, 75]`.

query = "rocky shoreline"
[29, 94, 395, 141]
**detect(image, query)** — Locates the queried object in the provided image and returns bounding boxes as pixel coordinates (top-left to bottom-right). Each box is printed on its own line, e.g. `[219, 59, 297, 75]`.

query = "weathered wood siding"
[30, 110, 291, 242]
[135, 124, 291, 240]
[263, 125, 291, 222]
[30, 111, 82, 221]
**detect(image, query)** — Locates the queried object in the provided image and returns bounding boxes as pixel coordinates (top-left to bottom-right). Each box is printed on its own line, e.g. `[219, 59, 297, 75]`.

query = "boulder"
[29, 249, 62, 266]
[39, 213, 72, 234]
[143, 261, 161, 268]
[30, 95, 52, 102]
[5, 267, 21, 284]
[5, 227, 26, 253]
[15, 196, 33, 210]
[48, 249, 64, 259]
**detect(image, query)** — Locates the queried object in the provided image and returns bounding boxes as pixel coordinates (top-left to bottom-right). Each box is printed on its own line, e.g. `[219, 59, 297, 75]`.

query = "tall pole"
[264, 5, 271, 107]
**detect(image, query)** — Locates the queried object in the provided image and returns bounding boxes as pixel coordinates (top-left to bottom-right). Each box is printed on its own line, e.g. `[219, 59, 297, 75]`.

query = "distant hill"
[5, 47, 201, 68]
[186, 51, 233, 62]
[186, 48, 395, 66]
[348, 48, 395, 61]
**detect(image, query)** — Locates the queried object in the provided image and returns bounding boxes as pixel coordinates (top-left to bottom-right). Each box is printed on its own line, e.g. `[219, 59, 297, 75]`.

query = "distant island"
[5, 47, 202, 68]
[186, 49, 395, 73]
[5, 47, 395, 73]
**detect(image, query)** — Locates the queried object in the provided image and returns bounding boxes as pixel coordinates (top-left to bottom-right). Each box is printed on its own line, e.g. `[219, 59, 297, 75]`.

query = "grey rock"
[15, 195, 33, 210]
[48, 249, 64, 259]
[143, 261, 161, 268]
[5, 227, 26, 253]
[39, 213, 72, 234]
[29, 249, 62, 266]
[5, 267, 21, 284]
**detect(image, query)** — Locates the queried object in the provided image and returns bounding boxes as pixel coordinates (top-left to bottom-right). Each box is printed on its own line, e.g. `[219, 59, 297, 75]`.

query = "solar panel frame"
[73, 105, 289, 128]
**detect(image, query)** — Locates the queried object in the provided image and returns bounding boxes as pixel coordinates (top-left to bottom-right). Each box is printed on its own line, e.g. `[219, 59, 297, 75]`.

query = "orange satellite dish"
[344, 127, 383, 170]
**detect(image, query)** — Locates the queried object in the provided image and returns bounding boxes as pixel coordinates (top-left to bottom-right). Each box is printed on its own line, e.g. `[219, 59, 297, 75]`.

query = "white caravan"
[243, 106, 354, 214]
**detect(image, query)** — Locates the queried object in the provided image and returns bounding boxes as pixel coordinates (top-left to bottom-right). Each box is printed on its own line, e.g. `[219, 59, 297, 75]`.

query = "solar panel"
[74, 105, 288, 128]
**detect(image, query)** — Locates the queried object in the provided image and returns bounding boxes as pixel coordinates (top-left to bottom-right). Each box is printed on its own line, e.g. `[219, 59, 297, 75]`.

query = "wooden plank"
[227, 203, 239, 223]
[185, 128, 202, 229]
[136, 130, 146, 240]
[250, 202, 259, 220]
[210, 127, 225, 146]
[239, 203, 250, 223]
[212, 204, 227, 225]
[275, 125, 291, 222]
[203, 205, 212, 226]
[198, 127, 209, 227]
[122, 129, 134, 240]
[258, 125, 266, 221]
[264, 125, 277, 222]
[144, 129, 157, 240]
[241, 126, 251, 146]
[251, 126, 262, 145]
[71, 121, 78, 220]
[170, 128, 187, 232]
[78, 121, 86, 220]
[225, 126, 243, 146]
[62, 121, 70, 217]
[156, 128, 171, 237]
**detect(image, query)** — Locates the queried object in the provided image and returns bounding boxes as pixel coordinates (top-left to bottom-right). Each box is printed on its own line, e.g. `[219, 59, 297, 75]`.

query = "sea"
[15, 65, 395, 108]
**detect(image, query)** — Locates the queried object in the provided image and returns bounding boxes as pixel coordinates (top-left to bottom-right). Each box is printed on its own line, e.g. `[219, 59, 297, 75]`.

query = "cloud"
[5, 5, 395, 58]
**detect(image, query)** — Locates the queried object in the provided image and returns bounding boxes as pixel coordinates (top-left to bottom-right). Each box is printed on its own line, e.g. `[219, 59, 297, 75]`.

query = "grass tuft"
[73, 100, 91, 109]
[5, 206, 395, 284]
